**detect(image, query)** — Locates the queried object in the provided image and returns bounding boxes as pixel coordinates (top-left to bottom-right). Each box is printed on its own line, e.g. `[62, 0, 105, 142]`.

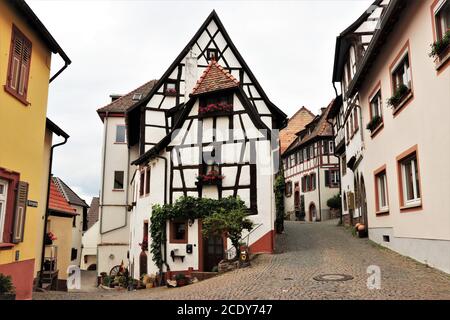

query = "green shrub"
[429, 31, 450, 58]
[327, 194, 341, 210]
[0, 273, 14, 294]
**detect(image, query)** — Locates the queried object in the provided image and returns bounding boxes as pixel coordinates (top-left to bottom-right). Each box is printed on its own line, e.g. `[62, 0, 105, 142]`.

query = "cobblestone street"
[33, 220, 450, 300]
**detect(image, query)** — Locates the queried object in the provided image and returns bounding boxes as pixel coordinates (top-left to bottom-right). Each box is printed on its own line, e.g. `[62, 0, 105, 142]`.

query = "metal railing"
[223, 223, 263, 260]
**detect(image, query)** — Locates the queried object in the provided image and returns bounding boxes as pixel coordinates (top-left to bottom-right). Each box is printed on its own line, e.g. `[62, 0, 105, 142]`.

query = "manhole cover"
[313, 274, 354, 282]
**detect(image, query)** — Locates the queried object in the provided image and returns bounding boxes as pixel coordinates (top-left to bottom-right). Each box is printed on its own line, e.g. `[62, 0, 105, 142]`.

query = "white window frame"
[0, 179, 9, 241]
[377, 172, 389, 211]
[330, 170, 340, 186]
[392, 52, 411, 90]
[401, 156, 421, 206]
[370, 90, 383, 119]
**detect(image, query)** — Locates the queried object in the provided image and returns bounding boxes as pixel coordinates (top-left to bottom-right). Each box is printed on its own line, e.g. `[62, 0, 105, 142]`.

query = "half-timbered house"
[126, 11, 287, 278]
[282, 102, 340, 222]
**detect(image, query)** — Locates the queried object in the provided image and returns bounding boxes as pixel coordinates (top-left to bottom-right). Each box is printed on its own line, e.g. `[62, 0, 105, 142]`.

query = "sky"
[27, 0, 373, 204]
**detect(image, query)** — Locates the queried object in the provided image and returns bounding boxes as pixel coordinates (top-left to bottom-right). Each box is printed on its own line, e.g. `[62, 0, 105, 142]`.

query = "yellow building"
[0, 0, 70, 299]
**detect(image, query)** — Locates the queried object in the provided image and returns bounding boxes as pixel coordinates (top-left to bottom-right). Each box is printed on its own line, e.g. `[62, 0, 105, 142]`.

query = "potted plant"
[366, 115, 382, 132]
[199, 102, 233, 115]
[44, 231, 57, 245]
[165, 88, 177, 95]
[0, 273, 15, 300]
[387, 84, 410, 108]
[196, 170, 224, 185]
[175, 273, 188, 287]
[429, 30, 450, 59]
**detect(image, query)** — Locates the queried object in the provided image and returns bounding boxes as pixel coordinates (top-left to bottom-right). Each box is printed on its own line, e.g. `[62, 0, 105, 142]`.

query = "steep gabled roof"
[49, 179, 77, 216]
[52, 177, 89, 208]
[284, 101, 334, 156]
[132, 86, 270, 165]
[97, 80, 158, 119]
[126, 10, 287, 127]
[280, 107, 315, 154]
[87, 197, 99, 230]
[191, 59, 239, 96]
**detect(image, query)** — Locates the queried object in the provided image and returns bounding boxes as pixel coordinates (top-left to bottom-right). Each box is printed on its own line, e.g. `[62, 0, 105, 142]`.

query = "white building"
[125, 11, 287, 279]
[330, 0, 450, 273]
[96, 81, 157, 275]
[283, 103, 340, 222]
[80, 197, 99, 270]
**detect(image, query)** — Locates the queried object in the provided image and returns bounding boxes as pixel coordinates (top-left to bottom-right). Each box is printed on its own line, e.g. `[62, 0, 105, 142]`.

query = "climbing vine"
[150, 196, 246, 269]
[274, 170, 285, 234]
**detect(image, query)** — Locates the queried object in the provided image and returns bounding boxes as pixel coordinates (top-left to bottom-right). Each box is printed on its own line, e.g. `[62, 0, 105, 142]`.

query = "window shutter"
[9, 33, 24, 91]
[325, 170, 330, 187]
[12, 181, 28, 243]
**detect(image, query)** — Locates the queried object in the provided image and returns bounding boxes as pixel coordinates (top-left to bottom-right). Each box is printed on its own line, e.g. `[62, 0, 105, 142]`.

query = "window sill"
[169, 239, 188, 244]
[376, 209, 389, 216]
[400, 202, 422, 212]
[112, 189, 124, 192]
[114, 142, 127, 145]
[165, 92, 178, 97]
[434, 46, 450, 71]
[0, 243, 15, 250]
[4, 85, 30, 106]
[392, 91, 414, 116]
[370, 122, 384, 138]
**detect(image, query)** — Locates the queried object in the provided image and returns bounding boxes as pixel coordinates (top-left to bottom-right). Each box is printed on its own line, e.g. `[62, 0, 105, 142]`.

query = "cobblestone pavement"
[33, 220, 450, 300]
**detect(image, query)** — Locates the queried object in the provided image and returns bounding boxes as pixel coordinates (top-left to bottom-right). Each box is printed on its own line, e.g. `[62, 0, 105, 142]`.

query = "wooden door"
[203, 235, 224, 272]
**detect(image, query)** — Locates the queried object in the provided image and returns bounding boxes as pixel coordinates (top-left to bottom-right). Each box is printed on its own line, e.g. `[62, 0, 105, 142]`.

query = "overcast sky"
[27, 0, 372, 204]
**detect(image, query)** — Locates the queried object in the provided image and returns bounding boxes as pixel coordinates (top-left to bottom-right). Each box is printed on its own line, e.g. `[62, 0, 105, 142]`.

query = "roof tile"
[49, 179, 77, 215]
[191, 59, 239, 96]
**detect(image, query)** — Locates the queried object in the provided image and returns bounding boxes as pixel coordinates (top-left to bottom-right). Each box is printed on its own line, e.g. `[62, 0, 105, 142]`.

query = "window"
[164, 81, 177, 95]
[170, 221, 188, 243]
[323, 141, 329, 155]
[285, 181, 293, 197]
[399, 153, 421, 207]
[375, 169, 389, 212]
[6, 26, 32, 104]
[350, 112, 354, 134]
[342, 155, 347, 176]
[330, 170, 340, 187]
[206, 48, 218, 61]
[299, 150, 303, 163]
[132, 93, 143, 101]
[329, 141, 334, 155]
[303, 149, 307, 161]
[71, 248, 78, 261]
[346, 123, 350, 143]
[145, 168, 151, 195]
[72, 215, 76, 228]
[353, 108, 359, 131]
[0, 179, 8, 241]
[199, 93, 233, 109]
[343, 192, 348, 211]
[116, 125, 126, 143]
[350, 46, 357, 76]
[310, 174, 316, 191]
[434, 0, 450, 41]
[139, 170, 145, 196]
[114, 171, 124, 190]
[392, 54, 411, 91]
[370, 90, 383, 119]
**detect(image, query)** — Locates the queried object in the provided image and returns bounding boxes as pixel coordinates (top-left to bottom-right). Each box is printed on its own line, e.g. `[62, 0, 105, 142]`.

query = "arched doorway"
[309, 203, 317, 222]
[360, 176, 368, 234]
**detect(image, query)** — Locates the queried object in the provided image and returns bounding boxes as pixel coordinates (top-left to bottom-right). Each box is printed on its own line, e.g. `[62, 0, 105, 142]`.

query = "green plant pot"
[0, 293, 16, 300]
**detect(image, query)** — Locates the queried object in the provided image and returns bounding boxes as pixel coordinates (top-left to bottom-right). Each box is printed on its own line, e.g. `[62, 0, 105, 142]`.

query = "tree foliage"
[202, 208, 254, 260]
[327, 194, 341, 210]
[274, 172, 285, 234]
[150, 196, 247, 269]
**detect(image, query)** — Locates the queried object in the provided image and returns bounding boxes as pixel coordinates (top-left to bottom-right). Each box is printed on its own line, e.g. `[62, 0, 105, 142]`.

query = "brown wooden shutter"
[18, 39, 32, 97]
[12, 181, 28, 244]
[8, 32, 23, 91]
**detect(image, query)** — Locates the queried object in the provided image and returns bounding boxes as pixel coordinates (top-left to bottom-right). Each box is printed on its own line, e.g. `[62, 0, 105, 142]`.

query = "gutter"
[39, 131, 69, 288]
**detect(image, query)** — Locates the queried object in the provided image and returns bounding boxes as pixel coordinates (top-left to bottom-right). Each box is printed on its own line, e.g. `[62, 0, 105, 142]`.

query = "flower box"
[199, 103, 233, 117]
[196, 170, 224, 186]
[366, 115, 382, 133]
[429, 31, 450, 59]
[387, 84, 410, 108]
[165, 88, 177, 96]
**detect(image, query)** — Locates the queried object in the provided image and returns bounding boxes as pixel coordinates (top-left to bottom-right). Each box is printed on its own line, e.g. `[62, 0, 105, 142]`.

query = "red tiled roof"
[191, 59, 239, 96]
[49, 179, 77, 215]
[280, 107, 315, 154]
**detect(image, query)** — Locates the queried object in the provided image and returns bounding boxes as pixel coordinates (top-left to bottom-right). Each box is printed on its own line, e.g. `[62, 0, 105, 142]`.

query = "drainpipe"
[153, 155, 169, 284]
[317, 164, 322, 222]
[331, 82, 343, 225]
[49, 61, 70, 83]
[39, 134, 69, 287]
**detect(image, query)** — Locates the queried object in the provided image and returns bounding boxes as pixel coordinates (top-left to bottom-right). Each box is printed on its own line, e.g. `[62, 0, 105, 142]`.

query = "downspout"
[49, 61, 69, 83]
[317, 155, 322, 222]
[39, 135, 68, 287]
[99, 112, 108, 235]
[153, 155, 169, 284]
[332, 82, 343, 225]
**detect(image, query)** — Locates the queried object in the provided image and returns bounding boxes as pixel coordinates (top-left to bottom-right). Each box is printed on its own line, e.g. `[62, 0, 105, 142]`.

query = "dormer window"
[132, 93, 143, 101]
[164, 81, 177, 96]
[206, 48, 218, 61]
[199, 93, 233, 116]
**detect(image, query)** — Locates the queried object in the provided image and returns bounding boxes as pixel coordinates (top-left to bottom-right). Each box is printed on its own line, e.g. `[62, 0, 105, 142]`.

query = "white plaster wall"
[70, 204, 84, 266]
[80, 221, 99, 270]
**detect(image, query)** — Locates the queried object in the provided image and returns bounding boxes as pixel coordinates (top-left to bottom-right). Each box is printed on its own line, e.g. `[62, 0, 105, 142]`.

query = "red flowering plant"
[199, 102, 233, 115]
[47, 232, 57, 241]
[165, 88, 177, 95]
[196, 170, 225, 183]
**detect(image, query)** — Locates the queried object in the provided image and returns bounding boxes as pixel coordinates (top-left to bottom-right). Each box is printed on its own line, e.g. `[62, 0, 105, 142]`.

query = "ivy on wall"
[150, 196, 246, 269]
[274, 171, 285, 234]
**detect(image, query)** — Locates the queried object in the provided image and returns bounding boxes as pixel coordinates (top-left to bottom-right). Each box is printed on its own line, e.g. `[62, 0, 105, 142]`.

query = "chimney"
[184, 49, 198, 101]
[110, 94, 123, 103]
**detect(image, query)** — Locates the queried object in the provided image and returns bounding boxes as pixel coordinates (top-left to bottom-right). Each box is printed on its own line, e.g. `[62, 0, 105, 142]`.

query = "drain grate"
[313, 274, 354, 282]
